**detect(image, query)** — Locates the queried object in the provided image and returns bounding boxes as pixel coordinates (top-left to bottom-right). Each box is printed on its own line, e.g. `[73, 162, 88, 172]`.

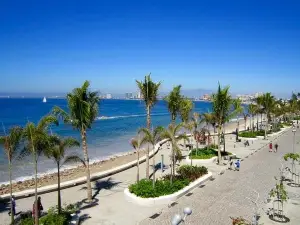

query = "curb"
[124, 172, 212, 206]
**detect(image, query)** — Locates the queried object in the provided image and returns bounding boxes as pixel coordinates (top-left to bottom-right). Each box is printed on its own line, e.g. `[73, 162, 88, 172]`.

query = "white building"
[106, 93, 112, 99]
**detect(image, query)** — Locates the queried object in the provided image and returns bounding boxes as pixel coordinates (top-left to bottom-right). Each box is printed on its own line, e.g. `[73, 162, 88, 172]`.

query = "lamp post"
[292, 129, 296, 180]
[171, 207, 192, 225]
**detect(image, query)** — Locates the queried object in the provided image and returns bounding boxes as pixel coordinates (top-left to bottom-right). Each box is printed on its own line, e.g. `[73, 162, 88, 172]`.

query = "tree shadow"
[269, 214, 290, 223]
[92, 177, 122, 199]
[79, 213, 91, 223]
[0, 200, 9, 213]
[287, 182, 300, 188]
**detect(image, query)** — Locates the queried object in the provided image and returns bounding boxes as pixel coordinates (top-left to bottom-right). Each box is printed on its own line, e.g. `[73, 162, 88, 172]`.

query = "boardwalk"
[140, 128, 300, 225]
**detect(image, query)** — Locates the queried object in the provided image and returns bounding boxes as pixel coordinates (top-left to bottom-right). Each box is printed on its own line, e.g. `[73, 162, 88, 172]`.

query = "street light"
[292, 129, 296, 180]
[171, 207, 192, 225]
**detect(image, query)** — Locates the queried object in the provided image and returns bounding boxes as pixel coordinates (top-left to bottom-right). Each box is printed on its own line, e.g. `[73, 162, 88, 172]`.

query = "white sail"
[43, 97, 47, 103]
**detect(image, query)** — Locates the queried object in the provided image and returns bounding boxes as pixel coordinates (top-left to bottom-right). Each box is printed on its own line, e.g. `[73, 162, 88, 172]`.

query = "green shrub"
[39, 212, 70, 225]
[129, 178, 190, 198]
[177, 165, 208, 181]
[271, 127, 281, 133]
[20, 218, 34, 225]
[255, 130, 271, 136]
[189, 148, 231, 159]
[293, 116, 300, 120]
[129, 165, 208, 198]
[208, 144, 218, 149]
[239, 131, 257, 138]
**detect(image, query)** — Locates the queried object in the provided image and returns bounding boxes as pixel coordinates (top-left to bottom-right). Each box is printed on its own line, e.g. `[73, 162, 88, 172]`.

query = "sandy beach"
[0, 150, 146, 196]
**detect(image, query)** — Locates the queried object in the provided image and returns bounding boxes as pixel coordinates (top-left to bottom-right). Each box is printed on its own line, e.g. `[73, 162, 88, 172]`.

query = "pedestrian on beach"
[274, 143, 278, 152]
[269, 142, 273, 152]
[32, 196, 43, 218]
[8, 196, 16, 216]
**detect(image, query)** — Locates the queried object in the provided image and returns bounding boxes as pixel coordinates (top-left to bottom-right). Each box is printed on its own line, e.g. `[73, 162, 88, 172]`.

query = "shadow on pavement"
[0, 200, 9, 213]
[92, 177, 122, 199]
[269, 214, 290, 223]
[287, 182, 300, 188]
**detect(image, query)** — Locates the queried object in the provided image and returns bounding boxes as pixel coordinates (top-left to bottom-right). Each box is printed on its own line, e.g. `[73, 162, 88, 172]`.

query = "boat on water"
[43, 97, 47, 103]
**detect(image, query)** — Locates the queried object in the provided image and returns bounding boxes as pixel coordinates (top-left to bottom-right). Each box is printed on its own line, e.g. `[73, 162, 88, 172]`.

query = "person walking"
[8, 196, 16, 216]
[234, 159, 241, 171]
[32, 196, 43, 219]
[274, 143, 278, 153]
[269, 142, 273, 152]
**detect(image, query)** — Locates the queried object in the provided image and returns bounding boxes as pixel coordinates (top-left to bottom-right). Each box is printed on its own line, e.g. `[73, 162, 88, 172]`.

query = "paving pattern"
[139, 128, 300, 225]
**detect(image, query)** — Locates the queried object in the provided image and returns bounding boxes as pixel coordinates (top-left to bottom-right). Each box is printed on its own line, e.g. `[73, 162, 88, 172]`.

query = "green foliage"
[239, 131, 257, 138]
[129, 178, 190, 198]
[179, 97, 194, 123]
[176, 165, 208, 181]
[282, 122, 292, 127]
[129, 165, 208, 198]
[164, 85, 183, 122]
[271, 127, 281, 133]
[293, 116, 300, 120]
[20, 218, 34, 225]
[39, 213, 70, 225]
[283, 153, 300, 161]
[208, 143, 219, 149]
[269, 183, 288, 202]
[189, 147, 231, 159]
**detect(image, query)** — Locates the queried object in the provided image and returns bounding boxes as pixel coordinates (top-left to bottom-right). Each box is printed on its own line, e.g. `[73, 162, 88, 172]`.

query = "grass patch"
[129, 165, 208, 198]
[239, 131, 257, 138]
[189, 147, 231, 159]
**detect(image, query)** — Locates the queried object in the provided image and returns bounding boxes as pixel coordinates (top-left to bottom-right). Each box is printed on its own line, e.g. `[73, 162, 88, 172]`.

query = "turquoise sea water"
[0, 98, 212, 183]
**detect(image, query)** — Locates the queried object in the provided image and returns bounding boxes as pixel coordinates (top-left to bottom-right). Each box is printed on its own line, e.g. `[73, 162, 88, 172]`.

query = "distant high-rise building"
[125, 93, 133, 99]
[106, 93, 112, 99]
[137, 91, 142, 99]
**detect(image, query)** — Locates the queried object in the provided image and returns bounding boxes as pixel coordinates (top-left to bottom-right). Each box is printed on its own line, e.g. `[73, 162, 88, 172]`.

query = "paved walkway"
[140, 128, 300, 225]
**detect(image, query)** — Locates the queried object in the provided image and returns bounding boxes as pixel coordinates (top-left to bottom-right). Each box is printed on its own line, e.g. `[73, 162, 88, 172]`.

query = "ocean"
[0, 98, 213, 184]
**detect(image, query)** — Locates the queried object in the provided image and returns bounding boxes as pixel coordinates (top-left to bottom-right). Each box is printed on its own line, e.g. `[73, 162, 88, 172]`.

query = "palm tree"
[44, 135, 81, 214]
[160, 123, 188, 183]
[136, 74, 161, 129]
[164, 85, 183, 124]
[255, 96, 264, 129]
[261, 93, 276, 139]
[136, 74, 161, 178]
[0, 126, 23, 224]
[190, 112, 201, 154]
[232, 99, 243, 132]
[52, 80, 100, 202]
[179, 98, 193, 123]
[130, 136, 146, 183]
[248, 104, 257, 131]
[22, 116, 58, 225]
[211, 84, 234, 164]
[138, 127, 163, 187]
[179, 97, 193, 150]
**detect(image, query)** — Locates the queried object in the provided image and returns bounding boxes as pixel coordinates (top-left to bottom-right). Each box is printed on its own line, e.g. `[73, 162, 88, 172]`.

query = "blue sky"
[1, 0, 300, 96]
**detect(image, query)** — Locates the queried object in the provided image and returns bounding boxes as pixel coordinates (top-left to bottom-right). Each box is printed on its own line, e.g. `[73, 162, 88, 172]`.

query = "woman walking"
[269, 142, 273, 152]
[274, 143, 278, 153]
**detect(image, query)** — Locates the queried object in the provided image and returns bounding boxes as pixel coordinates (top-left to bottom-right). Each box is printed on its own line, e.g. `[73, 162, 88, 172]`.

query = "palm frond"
[63, 155, 86, 167]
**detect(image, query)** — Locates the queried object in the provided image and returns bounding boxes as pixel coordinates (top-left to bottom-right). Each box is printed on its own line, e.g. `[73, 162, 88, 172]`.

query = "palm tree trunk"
[57, 162, 61, 214]
[244, 118, 247, 131]
[196, 131, 199, 156]
[34, 154, 39, 225]
[152, 144, 155, 188]
[81, 129, 93, 202]
[217, 125, 222, 164]
[9, 160, 14, 224]
[146, 146, 150, 179]
[137, 147, 140, 183]
[146, 105, 151, 129]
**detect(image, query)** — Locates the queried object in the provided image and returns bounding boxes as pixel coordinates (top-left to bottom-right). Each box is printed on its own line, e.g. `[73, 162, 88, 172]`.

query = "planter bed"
[124, 172, 212, 206]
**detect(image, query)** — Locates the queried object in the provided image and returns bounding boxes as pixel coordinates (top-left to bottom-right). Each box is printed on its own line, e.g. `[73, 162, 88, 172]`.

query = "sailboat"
[43, 97, 47, 103]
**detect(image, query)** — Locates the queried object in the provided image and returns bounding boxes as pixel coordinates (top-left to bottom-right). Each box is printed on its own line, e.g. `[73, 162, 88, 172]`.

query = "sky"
[1, 0, 300, 97]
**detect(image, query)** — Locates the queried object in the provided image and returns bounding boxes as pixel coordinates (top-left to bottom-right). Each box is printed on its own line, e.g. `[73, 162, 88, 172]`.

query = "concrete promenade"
[140, 128, 300, 225]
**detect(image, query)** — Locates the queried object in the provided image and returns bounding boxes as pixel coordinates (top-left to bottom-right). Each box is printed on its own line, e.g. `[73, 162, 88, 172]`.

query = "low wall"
[124, 172, 212, 206]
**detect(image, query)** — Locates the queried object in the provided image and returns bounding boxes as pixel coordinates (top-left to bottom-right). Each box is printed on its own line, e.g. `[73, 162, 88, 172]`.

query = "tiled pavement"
[139, 128, 300, 225]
